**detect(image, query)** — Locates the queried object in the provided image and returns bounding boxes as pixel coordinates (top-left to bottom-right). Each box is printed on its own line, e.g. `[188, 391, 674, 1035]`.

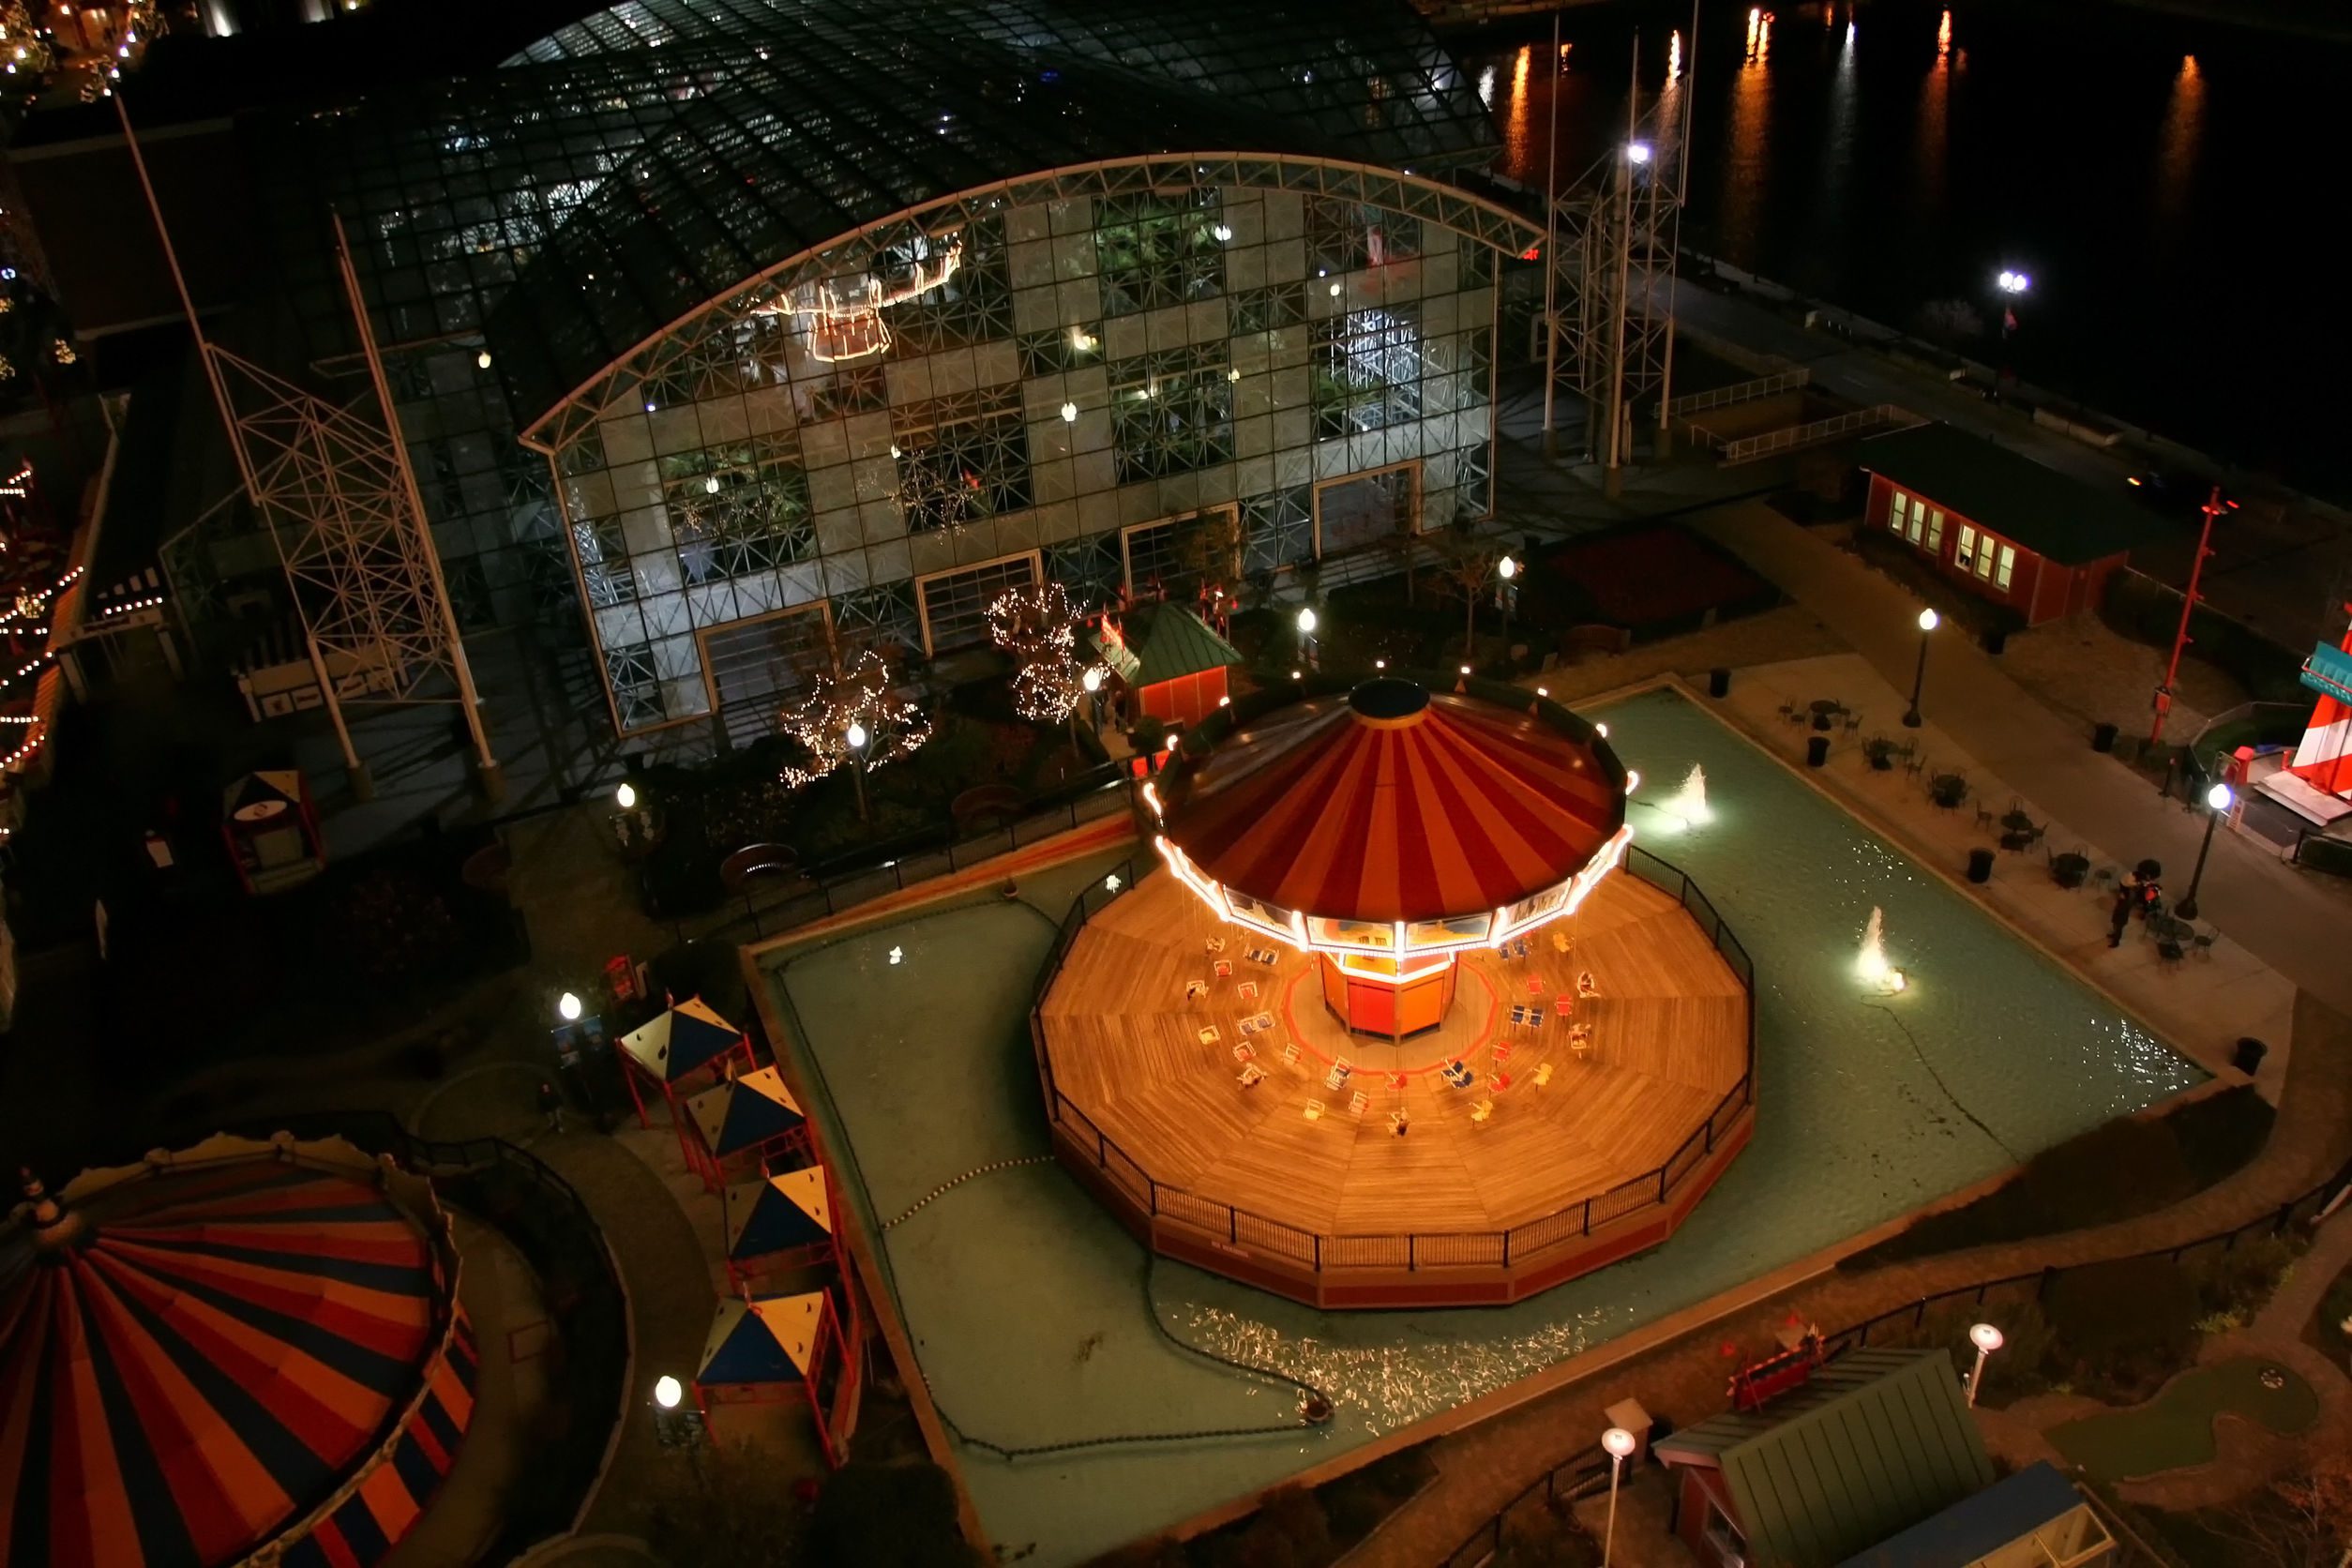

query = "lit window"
[1904, 495, 1924, 546]
[1890, 491, 1909, 535]
[1955, 524, 1978, 573]
[1975, 536, 1998, 581]
[1995, 544, 2016, 591]
[1924, 509, 1944, 554]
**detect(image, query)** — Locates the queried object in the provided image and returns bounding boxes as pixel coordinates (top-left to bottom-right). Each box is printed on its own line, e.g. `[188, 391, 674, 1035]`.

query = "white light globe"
[1969, 1322, 2004, 1353]
[654, 1375, 684, 1409]
[1499, 555, 1518, 580]
[1060, 400, 1078, 423]
[1918, 608, 1940, 632]
[2206, 782, 2233, 811]
[615, 781, 639, 811]
[1603, 1425, 1638, 1457]
[1082, 668, 1103, 693]
[1296, 607, 1318, 634]
[557, 991, 583, 1022]
[845, 722, 868, 750]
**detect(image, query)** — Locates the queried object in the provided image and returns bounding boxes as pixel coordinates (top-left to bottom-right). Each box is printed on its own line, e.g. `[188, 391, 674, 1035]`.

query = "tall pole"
[1655, 0, 1700, 448]
[1904, 610, 1937, 728]
[333, 213, 505, 801]
[1603, 1450, 1625, 1567]
[113, 82, 377, 795]
[2177, 785, 2230, 921]
[1539, 13, 1563, 456]
[1602, 33, 1639, 496]
[2150, 486, 2224, 748]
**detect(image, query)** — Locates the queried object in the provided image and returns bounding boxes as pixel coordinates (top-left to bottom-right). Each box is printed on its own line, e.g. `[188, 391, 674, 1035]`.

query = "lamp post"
[1903, 608, 1938, 728]
[846, 720, 870, 822]
[1601, 1425, 1639, 1566]
[615, 780, 639, 812]
[557, 991, 583, 1023]
[2176, 782, 2232, 920]
[1498, 554, 1518, 661]
[1966, 1321, 2004, 1406]
[1296, 605, 1319, 671]
[1081, 665, 1105, 737]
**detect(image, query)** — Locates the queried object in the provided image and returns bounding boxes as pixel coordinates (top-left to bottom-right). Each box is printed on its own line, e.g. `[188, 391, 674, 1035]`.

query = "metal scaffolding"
[1542, 24, 1696, 490]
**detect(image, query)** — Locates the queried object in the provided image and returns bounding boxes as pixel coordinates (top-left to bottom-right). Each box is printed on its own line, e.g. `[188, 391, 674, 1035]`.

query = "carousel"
[1036, 675, 1756, 1309]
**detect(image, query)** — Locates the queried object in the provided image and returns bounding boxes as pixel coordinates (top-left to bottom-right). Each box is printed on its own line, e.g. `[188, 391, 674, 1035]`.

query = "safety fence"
[1436, 1153, 2352, 1565]
[694, 765, 1136, 942]
[1666, 367, 1810, 417]
[1030, 843, 1756, 1288]
[1710, 403, 1920, 465]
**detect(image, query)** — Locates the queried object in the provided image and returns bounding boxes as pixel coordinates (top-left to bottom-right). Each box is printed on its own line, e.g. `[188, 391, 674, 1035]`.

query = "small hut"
[693, 1288, 860, 1467]
[618, 997, 756, 1154]
[1093, 606, 1243, 730]
[220, 769, 326, 895]
[722, 1166, 837, 1284]
[683, 1065, 808, 1191]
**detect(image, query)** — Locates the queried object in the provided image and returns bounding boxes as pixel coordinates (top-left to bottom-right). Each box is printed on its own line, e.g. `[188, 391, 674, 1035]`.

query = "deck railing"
[1666, 367, 1810, 416]
[1030, 842, 1757, 1282]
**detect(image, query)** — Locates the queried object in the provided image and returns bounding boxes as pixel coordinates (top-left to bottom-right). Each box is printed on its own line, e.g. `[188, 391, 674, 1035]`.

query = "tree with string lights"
[776, 645, 930, 822]
[987, 580, 1103, 742]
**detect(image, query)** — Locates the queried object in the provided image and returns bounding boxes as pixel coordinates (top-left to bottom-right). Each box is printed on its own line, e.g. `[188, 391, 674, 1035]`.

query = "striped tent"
[723, 1168, 834, 1268]
[0, 1158, 456, 1568]
[1158, 677, 1624, 923]
[698, 1292, 827, 1387]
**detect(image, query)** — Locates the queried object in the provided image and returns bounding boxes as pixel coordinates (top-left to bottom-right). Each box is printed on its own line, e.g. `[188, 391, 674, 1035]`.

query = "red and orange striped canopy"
[1159, 679, 1622, 924]
[0, 1157, 449, 1568]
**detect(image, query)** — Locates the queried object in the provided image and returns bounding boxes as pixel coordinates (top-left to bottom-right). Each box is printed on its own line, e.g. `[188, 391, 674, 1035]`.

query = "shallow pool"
[764, 686, 2205, 1565]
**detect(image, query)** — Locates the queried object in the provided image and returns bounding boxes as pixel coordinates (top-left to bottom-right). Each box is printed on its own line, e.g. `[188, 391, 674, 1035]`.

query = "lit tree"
[987, 580, 1103, 740]
[776, 645, 930, 821]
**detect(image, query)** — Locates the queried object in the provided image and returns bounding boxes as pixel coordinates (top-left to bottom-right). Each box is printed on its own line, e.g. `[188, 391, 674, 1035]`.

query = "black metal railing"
[690, 764, 1137, 943]
[1030, 842, 1758, 1280]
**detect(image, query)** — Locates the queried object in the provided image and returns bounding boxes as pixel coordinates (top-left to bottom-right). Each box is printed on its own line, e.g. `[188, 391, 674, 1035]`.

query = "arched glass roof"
[478, 0, 1516, 441]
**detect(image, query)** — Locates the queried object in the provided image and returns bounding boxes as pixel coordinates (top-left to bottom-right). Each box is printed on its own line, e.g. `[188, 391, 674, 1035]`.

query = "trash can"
[2092, 721, 2118, 754]
[1806, 735, 1830, 768]
[1967, 847, 1995, 883]
[1709, 667, 1731, 699]
[1983, 627, 2008, 656]
[2233, 1037, 2268, 1076]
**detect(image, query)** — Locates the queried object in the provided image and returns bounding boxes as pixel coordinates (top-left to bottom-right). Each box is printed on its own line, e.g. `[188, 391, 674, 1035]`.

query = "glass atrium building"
[252, 0, 1541, 744]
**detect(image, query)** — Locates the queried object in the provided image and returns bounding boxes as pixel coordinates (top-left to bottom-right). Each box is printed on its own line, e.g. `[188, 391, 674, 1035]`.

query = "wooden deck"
[1038, 868, 1751, 1253]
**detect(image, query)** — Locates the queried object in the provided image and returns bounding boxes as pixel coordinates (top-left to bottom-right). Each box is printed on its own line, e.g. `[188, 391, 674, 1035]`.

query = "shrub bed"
[1842, 1086, 2274, 1270]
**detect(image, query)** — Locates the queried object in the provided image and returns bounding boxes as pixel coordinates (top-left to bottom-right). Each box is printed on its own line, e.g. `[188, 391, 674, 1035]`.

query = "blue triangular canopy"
[687, 1066, 806, 1157]
[620, 998, 743, 1085]
[725, 1168, 833, 1260]
[697, 1292, 823, 1385]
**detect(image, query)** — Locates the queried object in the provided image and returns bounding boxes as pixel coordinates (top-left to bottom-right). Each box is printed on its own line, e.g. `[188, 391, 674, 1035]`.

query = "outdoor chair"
[1903, 750, 1930, 777]
[2190, 931, 2217, 960]
[1776, 700, 1797, 722]
[1842, 711, 1865, 734]
[1973, 805, 1998, 834]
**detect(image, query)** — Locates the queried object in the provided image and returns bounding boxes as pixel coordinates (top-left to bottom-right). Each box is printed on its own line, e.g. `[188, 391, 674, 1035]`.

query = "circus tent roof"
[686, 1068, 806, 1159]
[1157, 677, 1624, 925]
[0, 1156, 452, 1568]
[698, 1293, 825, 1386]
[723, 1170, 833, 1262]
[619, 998, 743, 1085]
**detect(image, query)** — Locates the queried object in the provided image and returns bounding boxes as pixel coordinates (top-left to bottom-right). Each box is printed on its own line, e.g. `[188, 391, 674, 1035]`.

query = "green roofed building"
[1093, 605, 1243, 728]
[1858, 423, 2146, 626]
[1653, 1348, 1998, 1568]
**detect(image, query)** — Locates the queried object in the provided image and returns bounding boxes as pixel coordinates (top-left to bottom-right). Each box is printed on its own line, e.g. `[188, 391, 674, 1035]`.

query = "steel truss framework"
[213, 350, 476, 712]
[512, 153, 1544, 455]
[1545, 55, 1692, 470]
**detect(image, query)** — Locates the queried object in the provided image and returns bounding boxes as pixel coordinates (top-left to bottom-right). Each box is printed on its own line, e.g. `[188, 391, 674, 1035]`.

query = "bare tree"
[2207, 1458, 2352, 1568]
[988, 580, 1104, 741]
[1431, 532, 1500, 660]
[778, 644, 931, 820]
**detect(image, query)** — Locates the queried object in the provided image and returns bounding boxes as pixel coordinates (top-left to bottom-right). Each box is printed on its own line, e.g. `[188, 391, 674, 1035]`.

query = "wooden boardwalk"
[1038, 870, 1749, 1242]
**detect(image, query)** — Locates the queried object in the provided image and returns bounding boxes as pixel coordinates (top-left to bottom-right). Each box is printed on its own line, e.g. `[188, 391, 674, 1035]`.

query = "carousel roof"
[698, 1292, 824, 1386]
[1157, 677, 1623, 925]
[686, 1067, 807, 1159]
[0, 1157, 448, 1568]
[723, 1169, 833, 1263]
[619, 998, 742, 1085]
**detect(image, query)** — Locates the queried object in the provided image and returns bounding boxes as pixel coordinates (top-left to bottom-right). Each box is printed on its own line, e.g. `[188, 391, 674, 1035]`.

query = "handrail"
[1712, 403, 1919, 465]
[1031, 842, 1757, 1279]
[1666, 367, 1810, 416]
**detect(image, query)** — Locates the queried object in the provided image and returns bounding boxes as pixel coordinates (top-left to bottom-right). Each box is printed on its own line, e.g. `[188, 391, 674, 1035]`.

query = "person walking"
[2107, 877, 2137, 948]
[537, 1079, 566, 1136]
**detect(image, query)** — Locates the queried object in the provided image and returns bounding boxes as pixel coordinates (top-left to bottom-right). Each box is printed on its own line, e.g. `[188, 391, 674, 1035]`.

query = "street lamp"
[1966, 1322, 2004, 1406]
[557, 991, 583, 1023]
[2176, 782, 2232, 920]
[1296, 605, 1319, 670]
[1996, 269, 2031, 295]
[1625, 141, 1652, 166]
[615, 780, 639, 812]
[1498, 554, 1519, 659]
[1081, 665, 1106, 733]
[1601, 1425, 1639, 1566]
[654, 1375, 683, 1409]
[845, 721, 870, 822]
[1903, 608, 1938, 728]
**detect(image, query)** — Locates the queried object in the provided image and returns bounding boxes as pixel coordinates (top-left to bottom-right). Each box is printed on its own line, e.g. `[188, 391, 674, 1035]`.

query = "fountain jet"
[1857, 906, 1907, 992]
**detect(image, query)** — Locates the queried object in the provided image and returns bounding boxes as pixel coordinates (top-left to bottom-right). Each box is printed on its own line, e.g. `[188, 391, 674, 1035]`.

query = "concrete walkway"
[1689, 499, 2352, 1019]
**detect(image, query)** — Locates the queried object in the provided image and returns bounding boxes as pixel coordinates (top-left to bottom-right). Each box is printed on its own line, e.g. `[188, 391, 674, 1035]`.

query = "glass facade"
[549, 188, 1498, 736]
[226, 0, 1523, 742]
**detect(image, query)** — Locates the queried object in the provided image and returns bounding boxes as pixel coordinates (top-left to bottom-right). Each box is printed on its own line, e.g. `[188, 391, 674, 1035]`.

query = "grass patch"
[1842, 1086, 2274, 1270]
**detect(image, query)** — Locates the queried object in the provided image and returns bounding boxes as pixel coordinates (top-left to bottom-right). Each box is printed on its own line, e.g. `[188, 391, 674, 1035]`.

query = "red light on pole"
[2150, 486, 2226, 749]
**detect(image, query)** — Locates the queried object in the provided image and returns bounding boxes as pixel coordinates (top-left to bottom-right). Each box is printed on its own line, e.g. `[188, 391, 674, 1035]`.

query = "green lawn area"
[2048, 1358, 2319, 1482]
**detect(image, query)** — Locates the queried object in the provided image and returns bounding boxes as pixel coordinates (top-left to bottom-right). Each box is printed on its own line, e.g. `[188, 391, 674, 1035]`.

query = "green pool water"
[2049, 1359, 2319, 1481]
[762, 686, 2207, 1565]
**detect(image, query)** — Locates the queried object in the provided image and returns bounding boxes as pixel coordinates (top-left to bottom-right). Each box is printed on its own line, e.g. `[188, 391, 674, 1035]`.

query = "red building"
[1857, 423, 2145, 627]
